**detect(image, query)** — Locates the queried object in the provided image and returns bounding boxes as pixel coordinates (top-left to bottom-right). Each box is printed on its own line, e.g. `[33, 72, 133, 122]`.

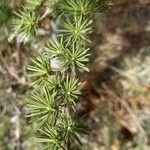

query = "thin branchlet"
[11, 0, 111, 149]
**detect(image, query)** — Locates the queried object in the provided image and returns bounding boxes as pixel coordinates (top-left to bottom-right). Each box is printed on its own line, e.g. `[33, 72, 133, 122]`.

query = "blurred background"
[0, 0, 150, 149]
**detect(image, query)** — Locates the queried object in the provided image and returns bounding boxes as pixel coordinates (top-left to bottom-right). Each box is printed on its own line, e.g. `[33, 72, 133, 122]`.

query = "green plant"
[12, 0, 111, 149]
[12, 8, 39, 42]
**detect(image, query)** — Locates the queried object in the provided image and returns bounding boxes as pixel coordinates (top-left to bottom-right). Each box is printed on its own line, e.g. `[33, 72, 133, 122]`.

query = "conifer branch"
[12, 0, 112, 149]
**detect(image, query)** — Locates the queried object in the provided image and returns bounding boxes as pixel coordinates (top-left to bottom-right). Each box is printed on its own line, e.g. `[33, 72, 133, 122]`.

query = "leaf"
[38, 124, 65, 150]
[63, 44, 90, 72]
[54, 0, 107, 16]
[60, 114, 88, 145]
[12, 8, 39, 42]
[27, 86, 57, 130]
[45, 36, 65, 58]
[62, 75, 81, 110]
[60, 15, 92, 45]
[28, 54, 51, 86]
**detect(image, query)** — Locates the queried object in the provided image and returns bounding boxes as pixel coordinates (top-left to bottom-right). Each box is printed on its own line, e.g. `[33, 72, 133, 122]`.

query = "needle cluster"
[12, 0, 111, 149]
